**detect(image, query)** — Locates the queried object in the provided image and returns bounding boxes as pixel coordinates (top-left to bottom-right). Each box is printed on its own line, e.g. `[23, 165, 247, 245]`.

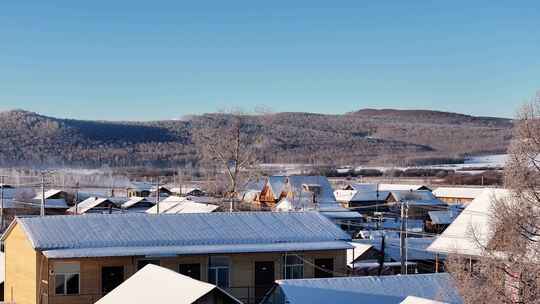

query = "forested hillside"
[0, 109, 513, 168]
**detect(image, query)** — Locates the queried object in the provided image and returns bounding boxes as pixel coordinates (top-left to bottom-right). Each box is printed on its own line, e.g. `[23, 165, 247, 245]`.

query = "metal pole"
[75, 182, 79, 215]
[40, 173, 45, 217]
[155, 177, 160, 214]
[1, 176, 4, 230]
[405, 202, 408, 275]
[400, 201, 406, 275]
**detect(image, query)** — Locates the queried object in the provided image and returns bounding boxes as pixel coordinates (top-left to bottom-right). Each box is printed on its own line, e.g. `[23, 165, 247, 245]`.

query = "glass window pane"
[208, 268, 217, 285]
[55, 274, 65, 295]
[66, 274, 79, 295]
[292, 266, 303, 279]
[218, 268, 229, 288]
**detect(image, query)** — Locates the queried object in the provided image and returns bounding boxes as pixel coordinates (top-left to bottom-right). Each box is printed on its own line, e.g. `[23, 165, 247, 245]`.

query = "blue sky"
[1, 1, 539, 120]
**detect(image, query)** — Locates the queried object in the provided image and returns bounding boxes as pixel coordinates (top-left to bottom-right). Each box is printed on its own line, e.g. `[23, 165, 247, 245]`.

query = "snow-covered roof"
[390, 191, 446, 206]
[95, 264, 241, 304]
[0, 186, 17, 200]
[67, 197, 113, 214]
[127, 181, 153, 191]
[355, 237, 439, 261]
[275, 198, 294, 212]
[169, 186, 204, 195]
[28, 198, 69, 209]
[287, 176, 337, 203]
[345, 183, 379, 192]
[427, 189, 510, 256]
[334, 190, 357, 202]
[350, 190, 391, 202]
[122, 197, 152, 209]
[33, 189, 64, 200]
[145, 196, 188, 214]
[11, 212, 352, 258]
[275, 273, 462, 304]
[401, 296, 449, 304]
[347, 242, 374, 266]
[160, 201, 219, 214]
[432, 187, 485, 199]
[379, 184, 431, 191]
[145, 196, 219, 214]
[319, 210, 363, 220]
[428, 211, 459, 225]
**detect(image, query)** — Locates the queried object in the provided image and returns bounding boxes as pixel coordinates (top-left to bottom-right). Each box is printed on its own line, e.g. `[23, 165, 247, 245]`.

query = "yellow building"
[2, 212, 351, 304]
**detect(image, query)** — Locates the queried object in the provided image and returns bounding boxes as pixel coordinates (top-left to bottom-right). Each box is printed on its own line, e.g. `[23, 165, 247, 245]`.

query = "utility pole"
[377, 235, 385, 276]
[405, 202, 408, 274]
[155, 177, 160, 214]
[40, 172, 46, 217]
[400, 201, 408, 275]
[74, 182, 79, 215]
[1, 176, 5, 230]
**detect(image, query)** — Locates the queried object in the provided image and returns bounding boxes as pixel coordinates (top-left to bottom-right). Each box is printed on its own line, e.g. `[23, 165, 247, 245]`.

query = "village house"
[66, 197, 117, 215]
[351, 237, 444, 275]
[31, 189, 70, 215]
[126, 182, 153, 198]
[2, 211, 352, 304]
[425, 210, 459, 234]
[120, 197, 154, 213]
[95, 264, 242, 304]
[427, 188, 510, 257]
[0, 188, 69, 225]
[386, 190, 447, 220]
[432, 187, 485, 206]
[261, 273, 462, 304]
[254, 176, 362, 225]
[145, 196, 220, 214]
[170, 186, 206, 197]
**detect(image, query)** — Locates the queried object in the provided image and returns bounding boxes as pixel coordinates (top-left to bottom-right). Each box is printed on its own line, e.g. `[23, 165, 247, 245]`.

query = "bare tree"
[447, 93, 540, 303]
[192, 111, 264, 198]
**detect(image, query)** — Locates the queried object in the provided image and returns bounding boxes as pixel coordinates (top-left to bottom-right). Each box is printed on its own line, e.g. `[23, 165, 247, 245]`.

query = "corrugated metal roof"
[16, 211, 352, 258]
[390, 191, 446, 206]
[350, 190, 391, 202]
[275, 273, 462, 304]
[68, 197, 113, 214]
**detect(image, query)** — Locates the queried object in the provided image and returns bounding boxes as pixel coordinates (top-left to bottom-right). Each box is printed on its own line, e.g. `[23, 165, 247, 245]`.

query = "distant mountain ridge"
[0, 109, 512, 168]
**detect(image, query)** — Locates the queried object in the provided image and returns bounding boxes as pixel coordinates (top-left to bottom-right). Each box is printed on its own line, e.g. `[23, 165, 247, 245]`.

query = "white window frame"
[54, 262, 81, 296]
[282, 255, 304, 280]
[208, 256, 230, 288]
[54, 272, 80, 296]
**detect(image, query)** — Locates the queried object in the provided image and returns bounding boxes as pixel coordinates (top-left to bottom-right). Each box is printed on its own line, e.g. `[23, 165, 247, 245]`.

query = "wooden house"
[2, 212, 351, 304]
[432, 187, 485, 205]
[386, 190, 447, 220]
[126, 182, 153, 198]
